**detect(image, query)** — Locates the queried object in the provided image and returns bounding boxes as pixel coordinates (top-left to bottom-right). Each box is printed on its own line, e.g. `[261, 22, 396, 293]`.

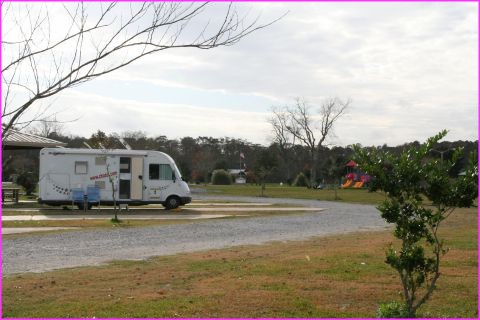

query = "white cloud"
[5, 2, 477, 146]
[54, 90, 272, 144]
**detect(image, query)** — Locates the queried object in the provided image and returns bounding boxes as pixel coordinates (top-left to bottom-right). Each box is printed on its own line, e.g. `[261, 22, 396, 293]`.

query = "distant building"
[2, 128, 67, 150]
[228, 169, 247, 184]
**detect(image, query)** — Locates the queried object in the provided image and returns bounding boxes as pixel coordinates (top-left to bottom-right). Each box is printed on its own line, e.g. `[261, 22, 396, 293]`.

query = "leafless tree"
[2, 2, 283, 137]
[271, 97, 350, 187]
[270, 106, 295, 151]
[269, 105, 296, 182]
[28, 115, 65, 137]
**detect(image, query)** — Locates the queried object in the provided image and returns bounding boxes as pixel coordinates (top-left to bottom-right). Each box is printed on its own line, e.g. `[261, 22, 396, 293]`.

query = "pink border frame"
[0, 1, 478, 319]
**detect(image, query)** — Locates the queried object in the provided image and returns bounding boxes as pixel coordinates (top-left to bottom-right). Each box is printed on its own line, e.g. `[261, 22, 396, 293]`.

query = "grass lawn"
[193, 183, 387, 204]
[2, 207, 476, 318]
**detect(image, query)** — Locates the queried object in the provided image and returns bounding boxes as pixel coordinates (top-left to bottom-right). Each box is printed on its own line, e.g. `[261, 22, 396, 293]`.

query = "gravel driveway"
[3, 195, 388, 275]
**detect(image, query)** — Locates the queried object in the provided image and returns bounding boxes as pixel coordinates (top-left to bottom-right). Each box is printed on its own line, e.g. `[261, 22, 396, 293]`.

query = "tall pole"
[431, 148, 455, 163]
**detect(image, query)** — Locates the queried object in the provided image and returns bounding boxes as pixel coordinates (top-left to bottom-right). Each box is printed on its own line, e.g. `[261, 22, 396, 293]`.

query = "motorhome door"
[130, 157, 143, 200]
[119, 157, 144, 200]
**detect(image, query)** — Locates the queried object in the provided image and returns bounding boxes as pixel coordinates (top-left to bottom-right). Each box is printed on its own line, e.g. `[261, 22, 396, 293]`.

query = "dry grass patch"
[3, 207, 476, 318]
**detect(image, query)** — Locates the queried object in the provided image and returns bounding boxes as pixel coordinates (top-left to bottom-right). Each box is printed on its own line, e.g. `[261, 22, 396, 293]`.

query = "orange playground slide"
[353, 181, 364, 188]
[342, 179, 353, 188]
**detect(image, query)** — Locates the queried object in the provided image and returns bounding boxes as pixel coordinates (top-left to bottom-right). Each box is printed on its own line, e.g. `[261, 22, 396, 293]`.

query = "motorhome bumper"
[181, 196, 192, 205]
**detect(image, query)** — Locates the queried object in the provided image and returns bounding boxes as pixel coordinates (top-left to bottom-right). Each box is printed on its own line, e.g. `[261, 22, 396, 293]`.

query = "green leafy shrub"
[293, 172, 309, 187]
[211, 169, 232, 185]
[16, 171, 38, 195]
[254, 148, 278, 196]
[377, 301, 409, 318]
[355, 130, 478, 317]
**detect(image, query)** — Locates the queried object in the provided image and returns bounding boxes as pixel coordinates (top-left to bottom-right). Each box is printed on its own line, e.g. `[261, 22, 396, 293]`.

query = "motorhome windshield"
[172, 163, 182, 179]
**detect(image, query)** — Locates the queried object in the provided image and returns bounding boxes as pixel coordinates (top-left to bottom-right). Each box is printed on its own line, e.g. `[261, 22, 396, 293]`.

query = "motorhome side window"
[75, 161, 88, 174]
[120, 157, 131, 173]
[149, 164, 174, 180]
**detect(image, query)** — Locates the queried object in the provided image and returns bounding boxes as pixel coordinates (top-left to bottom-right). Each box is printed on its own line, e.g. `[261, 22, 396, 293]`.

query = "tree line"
[3, 128, 477, 188]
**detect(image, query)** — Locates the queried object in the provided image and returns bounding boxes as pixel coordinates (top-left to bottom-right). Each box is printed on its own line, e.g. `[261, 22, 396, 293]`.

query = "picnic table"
[2, 187, 21, 203]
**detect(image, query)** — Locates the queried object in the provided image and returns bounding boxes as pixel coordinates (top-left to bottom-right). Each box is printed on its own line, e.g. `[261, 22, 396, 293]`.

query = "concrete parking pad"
[2, 205, 325, 236]
[3, 227, 80, 234]
[2, 214, 234, 221]
[3, 206, 322, 213]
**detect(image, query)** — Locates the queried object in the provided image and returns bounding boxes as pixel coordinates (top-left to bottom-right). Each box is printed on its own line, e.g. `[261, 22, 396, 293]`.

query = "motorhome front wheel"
[165, 196, 180, 210]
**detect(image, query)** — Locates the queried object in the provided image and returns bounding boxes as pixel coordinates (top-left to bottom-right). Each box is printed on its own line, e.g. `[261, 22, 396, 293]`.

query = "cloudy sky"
[6, 2, 478, 146]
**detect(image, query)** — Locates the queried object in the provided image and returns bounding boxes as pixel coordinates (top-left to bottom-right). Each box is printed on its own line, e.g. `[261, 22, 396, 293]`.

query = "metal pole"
[431, 148, 455, 163]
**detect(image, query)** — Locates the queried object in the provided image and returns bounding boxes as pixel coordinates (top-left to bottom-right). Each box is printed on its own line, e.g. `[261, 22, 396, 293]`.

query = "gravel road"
[3, 195, 388, 275]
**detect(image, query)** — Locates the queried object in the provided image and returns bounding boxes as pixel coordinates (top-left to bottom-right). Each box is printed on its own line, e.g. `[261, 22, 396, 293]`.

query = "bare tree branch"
[271, 97, 350, 187]
[2, 2, 284, 137]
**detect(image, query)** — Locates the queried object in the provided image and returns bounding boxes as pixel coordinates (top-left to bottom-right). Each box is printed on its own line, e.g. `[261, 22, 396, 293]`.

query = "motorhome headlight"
[181, 181, 191, 193]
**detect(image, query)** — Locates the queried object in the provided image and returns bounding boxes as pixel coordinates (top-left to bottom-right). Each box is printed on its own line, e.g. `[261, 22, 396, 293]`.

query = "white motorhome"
[38, 148, 191, 210]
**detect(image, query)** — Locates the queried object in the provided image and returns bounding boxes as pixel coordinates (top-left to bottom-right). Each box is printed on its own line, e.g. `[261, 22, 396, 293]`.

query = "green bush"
[377, 301, 409, 318]
[293, 172, 309, 187]
[356, 130, 478, 317]
[211, 169, 232, 185]
[16, 171, 38, 195]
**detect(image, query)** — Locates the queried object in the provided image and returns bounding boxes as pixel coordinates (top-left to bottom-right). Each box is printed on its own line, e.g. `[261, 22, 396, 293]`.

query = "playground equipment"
[342, 179, 353, 188]
[341, 160, 370, 189]
[352, 181, 364, 188]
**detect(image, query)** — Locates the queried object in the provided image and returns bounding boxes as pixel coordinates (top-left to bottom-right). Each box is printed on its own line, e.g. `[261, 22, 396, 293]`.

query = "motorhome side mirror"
[172, 172, 176, 182]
